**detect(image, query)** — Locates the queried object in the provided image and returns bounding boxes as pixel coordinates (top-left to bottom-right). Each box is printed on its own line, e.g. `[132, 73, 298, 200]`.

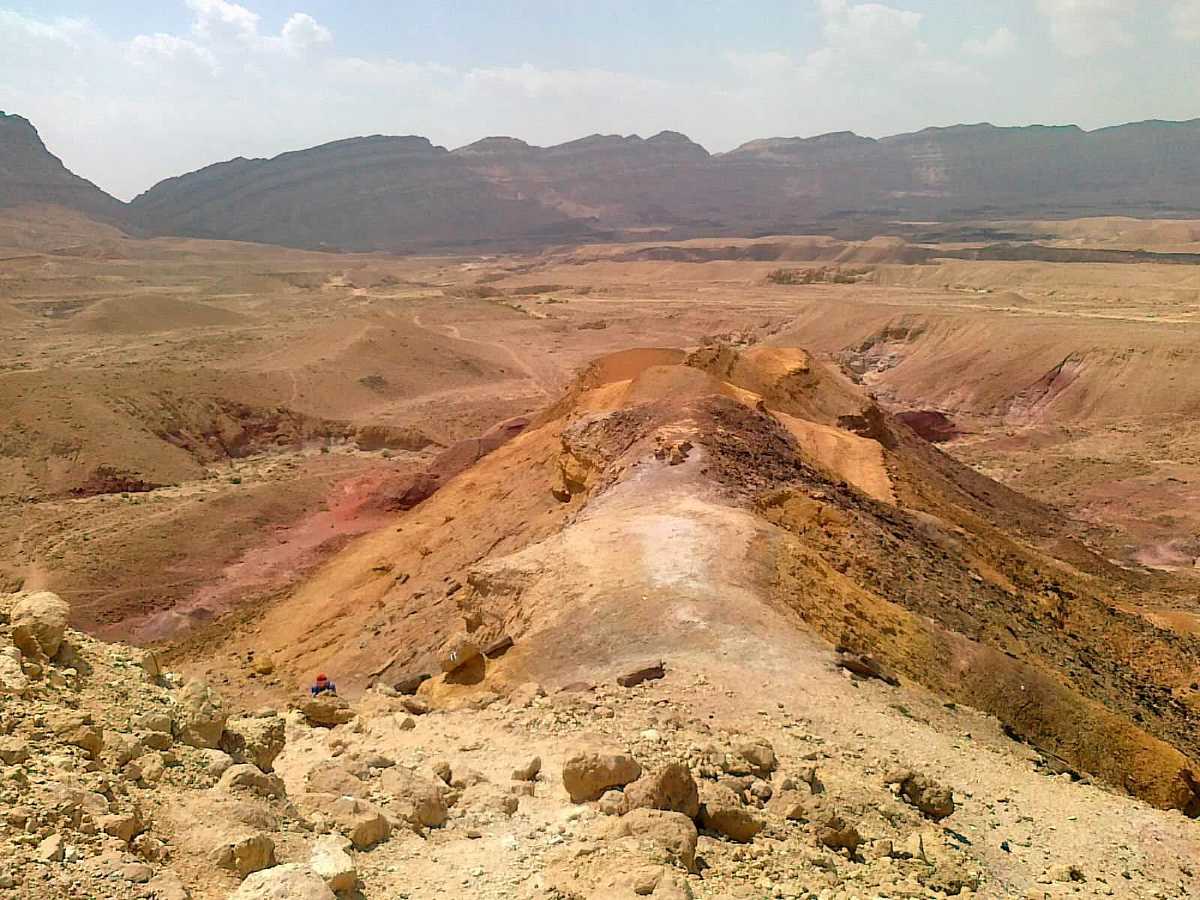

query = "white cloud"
[819, 0, 925, 58]
[187, 0, 260, 44]
[0, 10, 91, 44]
[1037, 0, 1134, 57]
[1170, 0, 1200, 40]
[127, 33, 218, 72]
[963, 26, 1017, 59]
[280, 13, 331, 54]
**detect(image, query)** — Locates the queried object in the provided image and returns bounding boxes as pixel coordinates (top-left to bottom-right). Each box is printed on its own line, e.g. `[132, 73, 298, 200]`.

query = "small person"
[310, 673, 337, 696]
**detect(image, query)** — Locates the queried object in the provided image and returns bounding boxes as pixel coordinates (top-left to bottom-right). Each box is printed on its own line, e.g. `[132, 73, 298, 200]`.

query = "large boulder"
[620, 762, 699, 818]
[563, 751, 643, 803]
[210, 830, 276, 877]
[230, 864, 335, 900]
[305, 761, 369, 799]
[379, 766, 448, 829]
[698, 783, 763, 842]
[221, 715, 286, 772]
[173, 680, 227, 749]
[733, 737, 777, 778]
[10, 591, 70, 659]
[814, 810, 862, 854]
[309, 835, 357, 893]
[438, 633, 481, 673]
[299, 694, 355, 728]
[217, 764, 286, 799]
[618, 808, 699, 873]
[324, 797, 391, 849]
[888, 770, 956, 821]
[48, 710, 104, 757]
[0, 647, 28, 696]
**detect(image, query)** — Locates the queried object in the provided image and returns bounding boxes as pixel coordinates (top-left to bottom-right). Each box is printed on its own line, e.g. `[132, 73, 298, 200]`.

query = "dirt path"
[410, 311, 556, 396]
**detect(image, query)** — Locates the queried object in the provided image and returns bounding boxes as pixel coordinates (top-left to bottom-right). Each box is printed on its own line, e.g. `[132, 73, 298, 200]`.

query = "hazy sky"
[3, 0, 1199, 200]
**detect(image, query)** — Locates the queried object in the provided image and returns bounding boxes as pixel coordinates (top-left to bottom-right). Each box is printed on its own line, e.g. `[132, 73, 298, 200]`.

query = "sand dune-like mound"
[214, 343, 1200, 815]
[67, 294, 248, 334]
[0, 204, 127, 254]
[835, 235, 925, 265]
[1033, 216, 1200, 250]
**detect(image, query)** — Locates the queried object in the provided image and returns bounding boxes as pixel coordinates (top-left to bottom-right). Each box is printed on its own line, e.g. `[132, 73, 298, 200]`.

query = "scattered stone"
[767, 789, 810, 821]
[230, 864, 336, 900]
[36, 833, 65, 862]
[0, 647, 29, 696]
[814, 810, 862, 854]
[619, 808, 699, 873]
[507, 682, 546, 709]
[512, 756, 542, 782]
[430, 760, 452, 784]
[621, 762, 700, 818]
[221, 715, 286, 772]
[379, 766, 448, 830]
[598, 790, 626, 815]
[299, 694, 355, 728]
[130, 750, 166, 783]
[49, 710, 104, 757]
[99, 810, 145, 843]
[211, 831, 277, 877]
[325, 796, 391, 849]
[887, 770, 956, 820]
[138, 649, 162, 682]
[837, 651, 899, 686]
[698, 783, 764, 842]
[438, 633, 482, 673]
[460, 782, 520, 818]
[218, 764, 286, 799]
[732, 737, 777, 777]
[617, 661, 665, 688]
[0, 735, 29, 765]
[400, 696, 429, 716]
[392, 672, 431, 695]
[309, 834, 357, 893]
[199, 748, 235, 778]
[306, 760, 368, 798]
[173, 680, 228, 749]
[10, 590, 70, 659]
[144, 871, 191, 900]
[121, 862, 154, 884]
[563, 750, 644, 802]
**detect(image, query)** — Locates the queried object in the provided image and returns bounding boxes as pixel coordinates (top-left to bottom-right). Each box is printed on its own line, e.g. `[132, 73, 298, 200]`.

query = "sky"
[2, 0, 1199, 200]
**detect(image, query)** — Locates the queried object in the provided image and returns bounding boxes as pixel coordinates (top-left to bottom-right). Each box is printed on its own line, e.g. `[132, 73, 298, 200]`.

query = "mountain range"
[6, 110, 1200, 250]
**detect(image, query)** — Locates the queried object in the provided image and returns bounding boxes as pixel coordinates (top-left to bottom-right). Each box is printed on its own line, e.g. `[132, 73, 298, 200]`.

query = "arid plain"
[7, 205, 1200, 898]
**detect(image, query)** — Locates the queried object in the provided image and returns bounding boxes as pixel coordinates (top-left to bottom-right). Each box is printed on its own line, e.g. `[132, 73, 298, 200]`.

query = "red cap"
[316, 673, 328, 682]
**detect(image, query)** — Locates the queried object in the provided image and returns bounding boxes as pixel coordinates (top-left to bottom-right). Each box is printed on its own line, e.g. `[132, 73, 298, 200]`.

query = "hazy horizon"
[4, 0, 1200, 200]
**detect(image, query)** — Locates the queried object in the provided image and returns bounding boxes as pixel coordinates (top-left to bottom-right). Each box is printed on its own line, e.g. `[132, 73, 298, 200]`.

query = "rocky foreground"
[4, 589, 1200, 899]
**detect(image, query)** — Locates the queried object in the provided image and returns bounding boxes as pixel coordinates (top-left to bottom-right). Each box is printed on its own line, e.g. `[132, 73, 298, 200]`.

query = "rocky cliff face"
[9, 112, 1200, 250]
[0, 113, 126, 222]
[128, 119, 1200, 250]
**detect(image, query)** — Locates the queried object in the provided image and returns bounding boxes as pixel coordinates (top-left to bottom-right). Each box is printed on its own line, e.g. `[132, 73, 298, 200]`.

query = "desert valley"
[5, 96, 1200, 900]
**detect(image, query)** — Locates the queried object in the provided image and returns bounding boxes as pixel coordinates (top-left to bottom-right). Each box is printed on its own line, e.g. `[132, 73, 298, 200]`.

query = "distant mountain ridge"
[0, 112, 127, 224]
[6, 111, 1200, 249]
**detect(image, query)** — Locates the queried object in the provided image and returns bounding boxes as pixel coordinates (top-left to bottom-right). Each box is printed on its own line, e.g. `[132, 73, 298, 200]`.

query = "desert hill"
[0, 114, 126, 224]
[190, 342, 1200, 821]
